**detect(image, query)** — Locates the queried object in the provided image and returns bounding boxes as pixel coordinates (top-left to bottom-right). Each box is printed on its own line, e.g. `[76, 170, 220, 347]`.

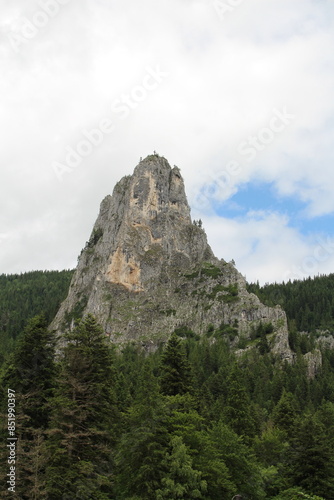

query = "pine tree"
[160, 333, 193, 396]
[210, 420, 265, 499]
[223, 363, 256, 439]
[155, 435, 207, 499]
[272, 390, 298, 434]
[0, 315, 56, 499]
[115, 395, 170, 500]
[190, 428, 235, 499]
[45, 314, 117, 499]
[1, 315, 56, 428]
[285, 413, 334, 497]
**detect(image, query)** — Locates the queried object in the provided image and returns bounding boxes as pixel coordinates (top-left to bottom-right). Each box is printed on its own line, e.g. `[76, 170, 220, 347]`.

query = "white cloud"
[202, 211, 334, 284]
[0, 0, 333, 282]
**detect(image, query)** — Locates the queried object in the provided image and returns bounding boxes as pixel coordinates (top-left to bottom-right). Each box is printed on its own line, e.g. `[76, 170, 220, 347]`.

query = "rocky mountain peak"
[131, 154, 191, 223]
[89, 154, 213, 294]
[126, 155, 192, 253]
[51, 154, 293, 361]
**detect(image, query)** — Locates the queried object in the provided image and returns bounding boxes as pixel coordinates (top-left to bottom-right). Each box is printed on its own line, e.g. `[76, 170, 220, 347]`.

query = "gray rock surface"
[50, 154, 293, 360]
[304, 349, 322, 378]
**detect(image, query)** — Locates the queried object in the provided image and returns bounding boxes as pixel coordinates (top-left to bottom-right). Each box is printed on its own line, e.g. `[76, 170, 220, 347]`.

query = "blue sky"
[214, 182, 334, 236]
[1, 0, 334, 284]
[216, 182, 305, 220]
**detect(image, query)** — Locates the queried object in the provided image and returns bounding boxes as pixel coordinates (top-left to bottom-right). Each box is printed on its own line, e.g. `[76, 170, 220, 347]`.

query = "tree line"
[1, 271, 334, 497]
[0, 270, 73, 367]
[247, 274, 334, 333]
[1, 314, 334, 499]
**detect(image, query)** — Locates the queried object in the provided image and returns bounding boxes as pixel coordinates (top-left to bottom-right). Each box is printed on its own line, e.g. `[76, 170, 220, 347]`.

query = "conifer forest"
[1, 271, 334, 499]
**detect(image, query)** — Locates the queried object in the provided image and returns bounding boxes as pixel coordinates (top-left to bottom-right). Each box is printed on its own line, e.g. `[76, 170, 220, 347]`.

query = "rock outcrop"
[51, 154, 293, 360]
[304, 349, 322, 379]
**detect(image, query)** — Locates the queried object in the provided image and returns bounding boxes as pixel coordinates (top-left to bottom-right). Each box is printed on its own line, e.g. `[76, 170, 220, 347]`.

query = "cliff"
[51, 154, 293, 360]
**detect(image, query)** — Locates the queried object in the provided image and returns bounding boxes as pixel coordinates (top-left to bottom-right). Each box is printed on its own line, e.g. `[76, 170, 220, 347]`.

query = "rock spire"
[51, 154, 293, 360]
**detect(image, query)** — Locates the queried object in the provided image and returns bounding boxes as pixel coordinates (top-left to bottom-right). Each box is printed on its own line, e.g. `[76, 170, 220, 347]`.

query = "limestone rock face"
[304, 349, 322, 379]
[51, 154, 293, 360]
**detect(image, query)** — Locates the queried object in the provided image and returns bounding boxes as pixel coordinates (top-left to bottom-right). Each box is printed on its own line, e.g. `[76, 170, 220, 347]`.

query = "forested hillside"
[0, 270, 74, 365]
[1, 314, 334, 499]
[1, 272, 334, 498]
[247, 274, 334, 333]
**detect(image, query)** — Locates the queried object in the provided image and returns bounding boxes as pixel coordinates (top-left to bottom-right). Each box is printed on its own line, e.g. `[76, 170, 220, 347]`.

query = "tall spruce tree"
[272, 390, 299, 434]
[223, 363, 256, 440]
[210, 421, 265, 499]
[1, 315, 56, 427]
[114, 395, 170, 500]
[189, 428, 235, 499]
[0, 315, 56, 499]
[45, 314, 117, 500]
[285, 413, 334, 497]
[160, 333, 193, 396]
[114, 359, 171, 500]
[155, 435, 207, 499]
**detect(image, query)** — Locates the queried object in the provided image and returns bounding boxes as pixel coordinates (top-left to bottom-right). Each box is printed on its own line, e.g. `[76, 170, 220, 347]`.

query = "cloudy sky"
[1, 0, 334, 284]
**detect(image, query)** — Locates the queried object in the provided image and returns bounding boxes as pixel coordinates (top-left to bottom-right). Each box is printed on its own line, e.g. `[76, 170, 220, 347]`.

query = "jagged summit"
[51, 154, 292, 360]
[85, 154, 214, 293]
[132, 155, 191, 224]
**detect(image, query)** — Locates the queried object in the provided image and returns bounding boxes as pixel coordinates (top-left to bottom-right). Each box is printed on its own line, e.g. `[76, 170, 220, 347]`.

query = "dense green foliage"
[247, 274, 334, 333]
[0, 270, 73, 365]
[2, 312, 334, 498]
[1, 272, 334, 497]
[46, 315, 117, 499]
[0, 315, 57, 499]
